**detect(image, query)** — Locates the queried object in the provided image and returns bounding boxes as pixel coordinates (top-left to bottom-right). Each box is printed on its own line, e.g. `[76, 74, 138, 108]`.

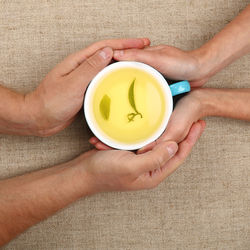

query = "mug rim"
[84, 61, 173, 150]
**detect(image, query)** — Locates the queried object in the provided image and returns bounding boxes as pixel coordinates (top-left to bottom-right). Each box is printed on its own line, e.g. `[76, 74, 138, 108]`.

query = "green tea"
[92, 67, 166, 144]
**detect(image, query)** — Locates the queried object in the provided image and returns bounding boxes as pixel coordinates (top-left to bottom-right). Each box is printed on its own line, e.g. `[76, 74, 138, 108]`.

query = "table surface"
[0, 1, 249, 249]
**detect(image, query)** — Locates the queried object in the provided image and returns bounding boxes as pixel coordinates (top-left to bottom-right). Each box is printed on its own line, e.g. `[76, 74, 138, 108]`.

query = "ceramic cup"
[84, 61, 190, 150]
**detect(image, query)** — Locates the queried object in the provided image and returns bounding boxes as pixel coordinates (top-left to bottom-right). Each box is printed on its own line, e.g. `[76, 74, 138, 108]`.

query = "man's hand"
[25, 38, 150, 136]
[0, 121, 204, 246]
[84, 120, 205, 192]
[0, 38, 150, 136]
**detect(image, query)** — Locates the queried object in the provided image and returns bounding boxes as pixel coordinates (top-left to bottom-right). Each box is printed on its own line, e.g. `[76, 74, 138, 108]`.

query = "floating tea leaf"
[127, 78, 143, 122]
[99, 94, 111, 120]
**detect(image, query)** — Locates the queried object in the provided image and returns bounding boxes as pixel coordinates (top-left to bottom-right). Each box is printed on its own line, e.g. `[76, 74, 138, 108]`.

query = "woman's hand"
[90, 89, 205, 151]
[112, 45, 209, 88]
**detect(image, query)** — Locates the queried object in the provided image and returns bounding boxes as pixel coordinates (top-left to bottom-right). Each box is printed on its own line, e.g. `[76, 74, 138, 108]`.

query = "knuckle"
[85, 56, 100, 69]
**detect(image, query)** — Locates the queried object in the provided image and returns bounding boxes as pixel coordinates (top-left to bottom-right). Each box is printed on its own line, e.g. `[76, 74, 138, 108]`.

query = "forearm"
[0, 84, 36, 135]
[197, 88, 250, 121]
[0, 154, 93, 246]
[195, 4, 250, 80]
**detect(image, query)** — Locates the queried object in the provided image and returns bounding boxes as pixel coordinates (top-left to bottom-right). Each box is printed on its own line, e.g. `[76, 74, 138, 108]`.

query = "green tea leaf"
[99, 94, 111, 120]
[128, 78, 138, 113]
[127, 78, 143, 122]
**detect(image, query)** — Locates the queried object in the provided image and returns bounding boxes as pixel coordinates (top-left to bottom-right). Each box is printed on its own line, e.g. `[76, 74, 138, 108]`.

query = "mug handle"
[169, 80, 190, 96]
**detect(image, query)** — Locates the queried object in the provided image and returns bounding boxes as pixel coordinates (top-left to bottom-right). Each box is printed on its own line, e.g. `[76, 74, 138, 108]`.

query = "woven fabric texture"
[0, 0, 249, 249]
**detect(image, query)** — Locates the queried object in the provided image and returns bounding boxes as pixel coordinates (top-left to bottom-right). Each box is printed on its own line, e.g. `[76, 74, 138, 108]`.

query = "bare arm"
[0, 38, 150, 136]
[0, 84, 36, 135]
[0, 158, 92, 245]
[113, 4, 250, 87]
[197, 4, 250, 81]
[0, 121, 204, 246]
[199, 88, 250, 120]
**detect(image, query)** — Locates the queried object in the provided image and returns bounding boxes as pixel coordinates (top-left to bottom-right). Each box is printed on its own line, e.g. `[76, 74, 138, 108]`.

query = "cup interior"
[84, 61, 173, 150]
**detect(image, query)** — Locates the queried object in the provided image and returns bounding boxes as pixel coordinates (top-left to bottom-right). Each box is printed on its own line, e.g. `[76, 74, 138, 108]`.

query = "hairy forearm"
[195, 4, 250, 80]
[0, 154, 93, 246]
[197, 88, 250, 121]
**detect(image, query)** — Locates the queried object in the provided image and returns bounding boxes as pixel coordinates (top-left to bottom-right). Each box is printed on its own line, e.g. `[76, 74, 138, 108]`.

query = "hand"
[89, 89, 205, 151]
[113, 45, 210, 88]
[137, 90, 205, 153]
[81, 121, 205, 192]
[0, 120, 204, 246]
[24, 38, 150, 137]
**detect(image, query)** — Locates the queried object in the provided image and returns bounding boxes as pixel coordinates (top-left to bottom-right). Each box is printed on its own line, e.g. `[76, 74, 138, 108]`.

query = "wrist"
[190, 46, 216, 81]
[69, 152, 100, 196]
[0, 85, 41, 136]
[23, 90, 57, 137]
[190, 88, 217, 118]
[21, 92, 45, 136]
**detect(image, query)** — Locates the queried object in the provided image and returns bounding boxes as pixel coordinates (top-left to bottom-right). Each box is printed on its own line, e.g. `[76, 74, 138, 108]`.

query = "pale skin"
[0, 38, 205, 246]
[90, 5, 250, 151]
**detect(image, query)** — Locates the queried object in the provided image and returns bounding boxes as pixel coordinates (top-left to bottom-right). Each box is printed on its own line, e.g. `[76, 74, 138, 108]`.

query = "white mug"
[84, 61, 190, 150]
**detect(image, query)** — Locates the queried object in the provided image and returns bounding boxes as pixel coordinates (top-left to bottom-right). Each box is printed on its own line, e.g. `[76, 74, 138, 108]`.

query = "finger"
[89, 137, 99, 145]
[89, 136, 113, 150]
[113, 48, 159, 66]
[140, 94, 201, 152]
[133, 120, 205, 190]
[65, 47, 113, 94]
[161, 98, 202, 143]
[95, 142, 113, 150]
[154, 120, 205, 182]
[131, 141, 178, 174]
[138, 101, 194, 154]
[53, 38, 150, 76]
[158, 111, 193, 144]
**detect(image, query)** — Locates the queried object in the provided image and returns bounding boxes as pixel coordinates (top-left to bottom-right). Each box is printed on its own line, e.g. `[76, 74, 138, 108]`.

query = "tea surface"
[92, 67, 167, 144]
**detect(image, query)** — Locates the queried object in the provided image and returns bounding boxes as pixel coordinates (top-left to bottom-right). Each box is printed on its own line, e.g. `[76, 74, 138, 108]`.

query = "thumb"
[67, 47, 113, 92]
[133, 141, 178, 174]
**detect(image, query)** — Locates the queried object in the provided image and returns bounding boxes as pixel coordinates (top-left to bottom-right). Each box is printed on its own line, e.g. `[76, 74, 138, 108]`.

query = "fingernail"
[114, 50, 124, 58]
[167, 143, 178, 157]
[100, 47, 112, 60]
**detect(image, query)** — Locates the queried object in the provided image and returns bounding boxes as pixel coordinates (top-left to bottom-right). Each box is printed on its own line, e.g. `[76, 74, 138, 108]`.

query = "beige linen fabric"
[0, 0, 249, 249]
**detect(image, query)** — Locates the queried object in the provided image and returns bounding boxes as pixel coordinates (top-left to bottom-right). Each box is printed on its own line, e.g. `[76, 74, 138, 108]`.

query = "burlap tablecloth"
[0, 1, 249, 249]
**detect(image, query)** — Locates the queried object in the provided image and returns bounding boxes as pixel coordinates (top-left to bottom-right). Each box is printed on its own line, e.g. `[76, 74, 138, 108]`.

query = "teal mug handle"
[169, 80, 190, 96]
